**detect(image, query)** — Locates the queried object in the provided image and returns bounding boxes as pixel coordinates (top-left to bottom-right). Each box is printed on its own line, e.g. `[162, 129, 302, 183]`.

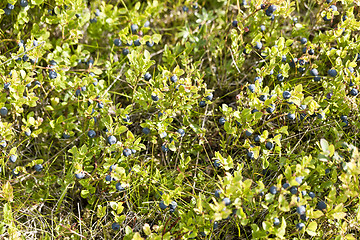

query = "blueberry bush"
[1, 0, 360, 239]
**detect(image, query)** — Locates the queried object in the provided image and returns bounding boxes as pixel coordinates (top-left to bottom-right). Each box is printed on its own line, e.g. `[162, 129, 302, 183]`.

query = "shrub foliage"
[1, 0, 360, 239]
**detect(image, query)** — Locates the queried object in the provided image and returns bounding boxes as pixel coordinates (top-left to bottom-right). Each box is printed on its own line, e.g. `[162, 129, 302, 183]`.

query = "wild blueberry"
[295, 176, 304, 184]
[350, 88, 358, 96]
[296, 205, 306, 215]
[308, 49, 314, 55]
[113, 38, 121, 46]
[134, 39, 141, 46]
[260, 25, 266, 32]
[273, 217, 280, 226]
[330, 5, 337, 11]
[170, 74, 178, 83]
[222, 197, 231, 206]
[219, 117, 226, 125]
[215, 189, 221, 198]
[265, 142, 274, 150]
[90, 18, 97, 23]
[266, 105, 275, 114]
[20, 0, 28, 7]
[247, 151, 254, 159]
[206, 93, 213, 101]
[317, 201, 327, 210]
[144, 72, 152, 81]
[49, 70, 57, 79]
[199, 100, 206, 107]
[9, 155, 17, 163]
[214, 159, 221, 168]
[290, 186, 298, 194]
[310, 68, 319, 76]
[112, 222, 120, 231]
[283, 91, 291, 99]
[75, 171, 85, 179]
[12, 168, 20, 177]
[269, 186, 277, 195]
[282, 183, 290, 189]
[34, 164, 43, 172]
[301, 190, 307, 196]
[159, 201, 168, 210]
[4, 8, 11, 15]
[254, 135, 260, 142]
[255, 41, 262, 50]
[281, 55, 287, 62]
[130, 24, 138, 33]
[0, 107, 8, 116]
[0, 140, 7, 148]
[268, 5, 277, 13]
[122, 48, 129, 55]
[161, 145, 169, 152]
[277, 73, 284, 81]
[259, 95, 267, 101]
[287, 113, 296, 120]
[177, 128, 185, 137]
[248, 84, 255, 93]
[245, 130, 252, 137]
[151, 95, 159, 101]
[300, 37, 307, 44]
[107, 135, 117, 145]
[116, 182, 125, 191]
[169, 201, 177, 210]
[88, 130, 96, 138]
[254, 76, 262, 83]
[146, 41, 154, 47]
[123, 148, 132, 157]
[232, 20, 238, 27]
[314, 76, 321, 82]
[328, 69, 337, 77]
[308, 192, 315, 199]
[296, 222, 305, 230]
[142, 127, 150, 135]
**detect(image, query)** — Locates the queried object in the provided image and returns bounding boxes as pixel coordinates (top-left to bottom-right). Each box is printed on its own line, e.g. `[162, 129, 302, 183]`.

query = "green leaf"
[306, 222, 317, 236]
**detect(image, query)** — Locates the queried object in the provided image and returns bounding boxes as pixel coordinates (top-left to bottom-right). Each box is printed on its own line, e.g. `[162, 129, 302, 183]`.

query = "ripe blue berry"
[296, 222, 305, 230]
[107, 135, 117, 145]
[277, 73, 284, 81]
[116, 182, 125, 191]
[20, 0, 28, 7]
[123, 148, 132, 157]
[0, 107, 8, 116]
[350, 88, 358, 96]
[49, 70, 57, 79]
[296, 205, 306, 215]
[328, 69, 337, 77]
[283, 91, 291, 99]
[144, 72, 152, 81]
[265, 142, 274, 150]
[214, 189, 221, 198]
[273, 217, 280, 226]
[88, 130, 96, 138]
[34, 164, 43, 172]
[9, 155, 17, 163]
[222, 197, 231, 206]
[170, 74, 178, 83]
[159, 201, 168, 210]
[308, 192, 315, 199]
[317, 201, 327, 210]
[248, 84, 255, 93]
[219, 117, 226, 125]
[269, 186, 277, 195]
[177, 128, 185, 137]
[142, 127, 150, 135]
[199, 101, 206, 107]
[75, 171, 85, 179]
[310, 68, 319, 76]
[300, 37, 307, 44]
[113, 38, 121, 46]
[112, 222, 120, 231]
